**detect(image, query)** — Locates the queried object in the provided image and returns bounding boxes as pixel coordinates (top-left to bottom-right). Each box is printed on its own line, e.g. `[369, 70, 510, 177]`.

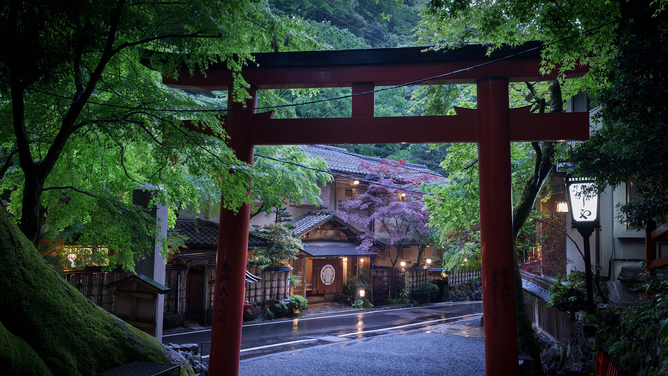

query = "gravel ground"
[238, 321, 485, 376]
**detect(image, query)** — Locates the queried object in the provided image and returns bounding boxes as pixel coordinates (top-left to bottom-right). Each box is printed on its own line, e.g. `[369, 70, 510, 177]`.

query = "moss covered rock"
[0, 206, 169, 375]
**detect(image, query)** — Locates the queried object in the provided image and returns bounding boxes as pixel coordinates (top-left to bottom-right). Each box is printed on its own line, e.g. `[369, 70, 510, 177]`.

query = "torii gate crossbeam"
[163, 43, 589, 376]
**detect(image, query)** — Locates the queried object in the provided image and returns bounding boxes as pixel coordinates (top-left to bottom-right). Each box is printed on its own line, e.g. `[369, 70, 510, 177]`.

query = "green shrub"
[289, 275, 300, 288]
[410, 283, 440, 304]
[547, 270, 587, 309]
[341, 281, 357, 304]
[289, 294, 308, 311]
[352, 300, 364, 309]
[362, 299, 374, 308]
[243, 309, 255, 322]
[390, 297, 411, 306]
[262, 308, 275, 320]
[271, 301, 289, 318]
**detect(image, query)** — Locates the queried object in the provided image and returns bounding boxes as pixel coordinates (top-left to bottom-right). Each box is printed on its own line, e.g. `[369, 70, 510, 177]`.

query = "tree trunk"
[511, 80, 564, 368]
[19, 175, 44, 245]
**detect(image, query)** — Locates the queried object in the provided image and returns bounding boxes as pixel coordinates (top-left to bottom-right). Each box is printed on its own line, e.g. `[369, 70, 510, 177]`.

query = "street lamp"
[556, 201, 569, 213]
[67, 253, 77, 269]
[566, 177, 600, 312]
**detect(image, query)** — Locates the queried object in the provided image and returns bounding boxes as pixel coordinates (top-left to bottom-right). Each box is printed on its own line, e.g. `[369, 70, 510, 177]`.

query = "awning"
[206, 270, 261, 285]
[301, 241, 379, 258]
[245, 270, 261, 284]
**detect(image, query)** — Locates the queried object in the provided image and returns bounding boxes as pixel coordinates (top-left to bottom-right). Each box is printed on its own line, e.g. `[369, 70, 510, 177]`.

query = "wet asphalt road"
[238, 316, 486, 376]
[163, 301, 482, 359]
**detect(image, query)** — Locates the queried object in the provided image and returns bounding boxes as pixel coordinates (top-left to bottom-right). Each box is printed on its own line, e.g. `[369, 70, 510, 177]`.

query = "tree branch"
[119, 145, 144, 185]
[463, 158, 478, 170]
[42, 186, 98, 199]
[0, 143, 19, 180]
[111, 32, 218, 55]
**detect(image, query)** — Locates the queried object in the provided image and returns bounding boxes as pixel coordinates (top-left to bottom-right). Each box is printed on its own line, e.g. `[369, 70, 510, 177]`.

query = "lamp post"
[566, 177, 600, 313]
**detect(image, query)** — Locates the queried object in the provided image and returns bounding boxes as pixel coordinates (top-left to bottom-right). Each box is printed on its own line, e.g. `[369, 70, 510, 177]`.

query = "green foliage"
[262, 308, 275, 321]
[341, 280, 359, 305]
[389, 297, 411, 306]
[342, 268, 372, 305]
[418, 0, 621, 76]
[349, 298, 373, 309]
[595, 290, 668, 375]
[547, 270, 587, 309]
[567, 4, 668, 227]
[243, 309, 255, 322]
[410, 282, 440, 304]
[289, 295, 308, 311]
[351, 298, 374, 309]
[289, 275, 300, 289]
[270, 0, 423, 48]
[251, 145, 332, 220]
[251, 223, 303, 267]
[0, 0, 323, 267]
[660, 319, 668, 345]
[273, 301, 289, 317]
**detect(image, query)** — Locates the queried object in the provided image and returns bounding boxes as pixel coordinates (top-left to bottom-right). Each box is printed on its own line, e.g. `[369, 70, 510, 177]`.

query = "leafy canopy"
[0, 0, 320, 269]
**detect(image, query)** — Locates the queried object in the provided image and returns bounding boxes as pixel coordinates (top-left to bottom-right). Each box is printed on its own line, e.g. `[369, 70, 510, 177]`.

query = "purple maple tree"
[337, 159, 437, 277]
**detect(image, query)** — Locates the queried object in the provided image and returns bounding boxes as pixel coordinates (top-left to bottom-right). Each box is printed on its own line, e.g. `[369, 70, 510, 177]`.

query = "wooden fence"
[64, 268, 131, 312]
[244, 265, 292, 303]
[164, 265, 187, 315]
[522, 272, 574, 343]
[445, 268, 482, 285]
[64, 266, 187, 316]
[371, 267, 481, 302]
[525, 292, 573, 343]
[405, 268, 429, 291]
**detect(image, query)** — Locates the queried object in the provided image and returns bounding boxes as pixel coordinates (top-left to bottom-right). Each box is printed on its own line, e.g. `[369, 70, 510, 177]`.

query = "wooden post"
[208, 88, 256, 376]
[477, 77, 519, 375]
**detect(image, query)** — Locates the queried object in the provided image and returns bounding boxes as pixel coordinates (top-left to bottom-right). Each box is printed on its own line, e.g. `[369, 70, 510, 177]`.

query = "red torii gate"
[163, 43, 589, 375]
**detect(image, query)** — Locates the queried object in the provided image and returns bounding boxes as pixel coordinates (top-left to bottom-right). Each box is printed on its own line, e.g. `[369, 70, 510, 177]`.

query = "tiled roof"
[302, 241, 379, 257]
[106, 274, 170, 293]
[522, 278, 552, 303]
[172, 217, 270, 249]
[289, 211, 361, 237]
[301, 145, 439, 179]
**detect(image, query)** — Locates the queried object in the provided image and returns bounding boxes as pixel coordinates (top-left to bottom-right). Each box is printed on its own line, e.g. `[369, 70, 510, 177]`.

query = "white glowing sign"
[320, 264, 336, 285]
[568, 182, 598, 223]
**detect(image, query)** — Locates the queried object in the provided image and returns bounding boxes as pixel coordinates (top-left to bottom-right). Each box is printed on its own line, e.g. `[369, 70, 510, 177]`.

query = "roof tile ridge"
[195, 217, 220, 226]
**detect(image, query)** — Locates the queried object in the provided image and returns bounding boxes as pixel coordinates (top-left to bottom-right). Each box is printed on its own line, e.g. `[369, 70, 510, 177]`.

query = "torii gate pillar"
[477, 77, 518, 375]
[208, 88, 257, 374]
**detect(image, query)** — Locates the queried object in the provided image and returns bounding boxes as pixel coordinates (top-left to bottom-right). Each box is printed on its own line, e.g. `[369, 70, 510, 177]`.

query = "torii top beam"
[164, 42, 585, 90]
[164, 42, 589, 146]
